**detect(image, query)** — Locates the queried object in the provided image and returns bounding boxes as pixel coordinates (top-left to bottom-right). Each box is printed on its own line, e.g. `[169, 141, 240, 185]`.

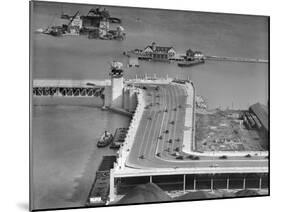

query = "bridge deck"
[33, 79, 110, 88]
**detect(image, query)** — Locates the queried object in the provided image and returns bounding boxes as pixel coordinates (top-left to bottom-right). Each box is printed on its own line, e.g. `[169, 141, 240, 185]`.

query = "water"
[32, 105, 130, 209]
[31, 1, 268, 209]
[32, 2, 268, 108]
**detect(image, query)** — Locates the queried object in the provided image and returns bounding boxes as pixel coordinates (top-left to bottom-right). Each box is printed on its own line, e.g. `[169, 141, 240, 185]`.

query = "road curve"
[125, 83, 268, 170]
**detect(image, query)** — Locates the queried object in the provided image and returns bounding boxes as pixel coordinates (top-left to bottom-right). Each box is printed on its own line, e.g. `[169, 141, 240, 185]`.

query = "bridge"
[32, 75, 268, 203]
[32, 79, 109, 97]
[108, 78, 268, 201]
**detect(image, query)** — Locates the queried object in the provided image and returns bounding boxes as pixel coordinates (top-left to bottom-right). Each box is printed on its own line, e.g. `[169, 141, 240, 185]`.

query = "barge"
[177, 59, 205, 67]
[110, 128, 128, 149]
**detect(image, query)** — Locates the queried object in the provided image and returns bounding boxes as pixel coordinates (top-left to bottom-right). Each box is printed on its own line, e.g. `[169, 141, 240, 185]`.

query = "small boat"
[177, 59, 205, 67]
[97, 131, 113, 147]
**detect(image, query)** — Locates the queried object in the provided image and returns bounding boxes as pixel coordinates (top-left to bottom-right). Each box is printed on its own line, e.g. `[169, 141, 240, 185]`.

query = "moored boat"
[97, 131, 113, 147]
[177, 59, 205, 67]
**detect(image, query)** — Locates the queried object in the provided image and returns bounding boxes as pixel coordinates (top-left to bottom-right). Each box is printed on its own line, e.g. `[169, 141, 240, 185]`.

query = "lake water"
[31, 1, 268, 209]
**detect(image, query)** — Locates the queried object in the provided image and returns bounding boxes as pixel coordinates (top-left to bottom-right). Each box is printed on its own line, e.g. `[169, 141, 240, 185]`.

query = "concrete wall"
[111, 77, 124, 108]
[123, 88, 130, 111]
[129, 89, 137, 112]
[109, 89, 145, 201]
[104, 85, 112, 107]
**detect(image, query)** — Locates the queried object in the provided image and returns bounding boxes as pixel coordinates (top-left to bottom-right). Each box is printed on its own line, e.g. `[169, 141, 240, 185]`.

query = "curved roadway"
[126, 83, 268, 170]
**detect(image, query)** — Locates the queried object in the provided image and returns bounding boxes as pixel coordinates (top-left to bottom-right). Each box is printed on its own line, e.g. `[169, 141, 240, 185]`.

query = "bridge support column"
[183, 175, 186, 193]
[211, 178, 213, 191]
[226, 177, 229, 191]
[243, 177, 246, 190]
[109, 169, 115, 202]
[150, 176, 152, 183]
[259, 177, 262, 190]
[193, 177, 196, 191]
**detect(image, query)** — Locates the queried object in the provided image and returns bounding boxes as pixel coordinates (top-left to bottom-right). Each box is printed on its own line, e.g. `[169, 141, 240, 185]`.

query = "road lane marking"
[159, 85, 173, 155]
[155, 87, 168, 155]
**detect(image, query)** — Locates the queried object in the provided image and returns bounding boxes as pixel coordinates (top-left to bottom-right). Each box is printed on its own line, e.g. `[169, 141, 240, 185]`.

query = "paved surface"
[33, 79, 110, 87]
[125, 83, 268, 170]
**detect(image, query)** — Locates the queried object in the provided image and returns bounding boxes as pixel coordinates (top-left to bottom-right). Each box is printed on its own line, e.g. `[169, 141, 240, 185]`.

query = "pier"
[205, 55, 268, 63]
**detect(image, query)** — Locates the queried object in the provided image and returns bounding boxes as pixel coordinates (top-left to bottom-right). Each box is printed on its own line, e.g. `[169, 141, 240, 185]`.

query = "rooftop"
[249, 103, 268, 131]
[145, 44, 174, 53]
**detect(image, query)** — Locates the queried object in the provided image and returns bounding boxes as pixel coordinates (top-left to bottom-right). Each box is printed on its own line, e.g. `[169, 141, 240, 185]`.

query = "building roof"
[145, 45, 174, 53]
[249, 103, 268, 131]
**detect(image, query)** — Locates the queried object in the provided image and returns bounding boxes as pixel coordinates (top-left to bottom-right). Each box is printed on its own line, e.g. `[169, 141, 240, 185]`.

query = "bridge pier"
[193, 177, 196, 190]
[109, 169, 115, 202]
[150, 176, 153, 183]
[183, 175, 186, 193]
[226, 177, 229, 191]
[243, 177, 246, 190]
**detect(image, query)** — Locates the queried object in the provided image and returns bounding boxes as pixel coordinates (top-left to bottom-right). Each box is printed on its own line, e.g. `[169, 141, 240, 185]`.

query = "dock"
[205, 55, 268, 63]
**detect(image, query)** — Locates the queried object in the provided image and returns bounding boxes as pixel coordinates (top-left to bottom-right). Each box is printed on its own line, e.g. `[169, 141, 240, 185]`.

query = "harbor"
[32, 63, 268, 205]
[31, 2, 268, 210]
[124, 42, 267, 69]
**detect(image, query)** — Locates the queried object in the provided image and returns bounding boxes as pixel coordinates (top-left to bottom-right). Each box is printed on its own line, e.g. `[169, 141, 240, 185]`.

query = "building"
[81, 8, 110, 30]
[242, 103, 268, 148]
[194, 51, 205, 60]
[99, 18, 109, 37]
[186, 49, 204, 61]
[143, 42, 176, 61]
[186, 49, 195, 60]
[249, 103, 268, 135]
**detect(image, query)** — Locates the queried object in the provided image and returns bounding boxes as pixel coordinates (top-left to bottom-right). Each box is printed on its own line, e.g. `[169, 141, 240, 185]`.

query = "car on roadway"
[209, 164, 219, 168]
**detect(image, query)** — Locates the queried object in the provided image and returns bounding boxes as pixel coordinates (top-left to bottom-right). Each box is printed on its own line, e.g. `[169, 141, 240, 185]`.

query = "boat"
[109, 128, 128, 149]
[97, 131, 113, 147]
[177, 59, 205, 67]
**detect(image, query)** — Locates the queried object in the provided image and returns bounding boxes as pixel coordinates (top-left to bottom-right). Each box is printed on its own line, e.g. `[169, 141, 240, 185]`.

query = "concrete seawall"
[114, 88, 145, 170]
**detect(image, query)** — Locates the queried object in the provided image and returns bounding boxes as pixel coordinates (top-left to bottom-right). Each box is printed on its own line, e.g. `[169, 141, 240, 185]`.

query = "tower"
[110, 62, 124, 108]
